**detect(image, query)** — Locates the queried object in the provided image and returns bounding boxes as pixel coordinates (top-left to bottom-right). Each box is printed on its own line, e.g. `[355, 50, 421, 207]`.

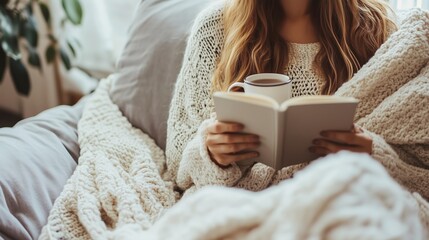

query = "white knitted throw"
[40, 6, 429, 240]
[39, 78, 177, 239]
[112, 153, 426, 240]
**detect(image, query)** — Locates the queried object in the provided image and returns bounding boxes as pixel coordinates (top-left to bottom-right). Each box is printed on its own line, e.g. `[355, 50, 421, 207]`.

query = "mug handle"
[227, 82, 245, 92]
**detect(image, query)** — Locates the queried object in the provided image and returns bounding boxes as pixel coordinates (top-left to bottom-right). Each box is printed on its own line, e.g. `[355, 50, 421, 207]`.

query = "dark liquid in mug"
[250, 79, 287, 85]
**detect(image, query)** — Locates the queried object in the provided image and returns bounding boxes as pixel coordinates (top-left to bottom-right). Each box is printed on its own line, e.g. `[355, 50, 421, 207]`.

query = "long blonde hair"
[212, 0, 396, 94]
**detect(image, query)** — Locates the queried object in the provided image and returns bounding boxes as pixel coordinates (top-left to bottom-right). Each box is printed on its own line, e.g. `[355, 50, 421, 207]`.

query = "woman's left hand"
[309, 124, 373, 156]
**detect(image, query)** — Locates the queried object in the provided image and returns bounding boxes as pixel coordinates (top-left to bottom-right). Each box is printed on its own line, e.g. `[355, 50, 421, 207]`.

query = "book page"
[281, 102, 358, 168]
[214, 93, 279, 169]
[214, 92, 279, 108]
[280, 95, 358, 110]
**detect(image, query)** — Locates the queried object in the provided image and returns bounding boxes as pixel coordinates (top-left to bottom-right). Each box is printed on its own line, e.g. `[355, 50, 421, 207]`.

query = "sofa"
[0, 0, 211, 239]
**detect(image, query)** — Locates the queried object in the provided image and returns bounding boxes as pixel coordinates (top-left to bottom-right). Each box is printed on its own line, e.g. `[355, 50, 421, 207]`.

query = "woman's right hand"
[206, 121, 260, 167]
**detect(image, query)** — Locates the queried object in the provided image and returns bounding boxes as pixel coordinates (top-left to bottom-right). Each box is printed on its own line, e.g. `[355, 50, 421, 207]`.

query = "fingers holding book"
[206, 121, 260, 167]
[309, 124, 373, 156]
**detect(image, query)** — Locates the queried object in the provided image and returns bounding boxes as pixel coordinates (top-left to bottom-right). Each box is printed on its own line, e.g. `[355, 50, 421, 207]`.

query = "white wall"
[50, 0, 139, 76]
[390, 0, 429, 10]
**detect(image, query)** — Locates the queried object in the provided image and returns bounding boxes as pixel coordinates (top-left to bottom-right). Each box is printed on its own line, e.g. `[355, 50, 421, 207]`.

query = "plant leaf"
[10, 11, 19, 34]
[0, 47, 6, 84]
[9, 57, 31, 96]
[61, 0, 83, 25]
[60, 48, 71, 70]
[39, 2, 50, 26]
[0, 9, 20, 59]
[27, 45, 42, 70]
[25, 3, 33, 15]
[74, 38, 82, 48]
[22, 15, 38, 48]
[1, 35, 20, 60]
[28, 52, 42, 70]
[45, 44, 55, 63]
[67, 41, 75, 57]
[0, 10, 14, 37]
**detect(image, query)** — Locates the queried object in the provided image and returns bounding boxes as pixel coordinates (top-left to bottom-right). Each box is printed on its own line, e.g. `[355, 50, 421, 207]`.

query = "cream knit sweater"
[165, 5, 325, 195]
[40, 3, 429, 239]
[165, 4, 429, 199]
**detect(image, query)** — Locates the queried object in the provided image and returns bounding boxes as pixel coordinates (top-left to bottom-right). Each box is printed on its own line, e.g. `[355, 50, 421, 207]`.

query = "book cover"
[213, 92, 359, 169]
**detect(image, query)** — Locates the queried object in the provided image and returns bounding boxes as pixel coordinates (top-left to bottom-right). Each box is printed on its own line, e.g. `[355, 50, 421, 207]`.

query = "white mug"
[227, 73, 292, 103]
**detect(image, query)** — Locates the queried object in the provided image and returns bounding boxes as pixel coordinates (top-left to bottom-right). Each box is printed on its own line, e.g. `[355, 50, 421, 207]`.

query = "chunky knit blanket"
[40, 8, 429, 240]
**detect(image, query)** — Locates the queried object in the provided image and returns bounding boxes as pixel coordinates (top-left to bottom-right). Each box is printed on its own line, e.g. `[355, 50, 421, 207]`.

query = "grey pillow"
[110, 0, 212, 150]
[0, 99, 85, 240]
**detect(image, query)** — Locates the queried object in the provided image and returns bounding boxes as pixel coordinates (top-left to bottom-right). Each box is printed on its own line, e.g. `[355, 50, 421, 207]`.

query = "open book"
[213, 92, 359, 170]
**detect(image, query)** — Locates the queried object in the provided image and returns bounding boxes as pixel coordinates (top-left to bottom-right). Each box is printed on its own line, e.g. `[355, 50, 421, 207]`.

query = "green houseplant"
[0, 0, 83, 96]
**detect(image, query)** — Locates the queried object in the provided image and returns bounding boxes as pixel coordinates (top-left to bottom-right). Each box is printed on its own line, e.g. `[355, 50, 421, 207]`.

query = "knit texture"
[335, 9, 429, 198]
[40, 4, 429, 239]
[165, 3, 321, 195]
[165, 4, 429, 199]
[112, 153, 427, 240]
[39, 79, 176, 239]
[287, 42, 323, 97]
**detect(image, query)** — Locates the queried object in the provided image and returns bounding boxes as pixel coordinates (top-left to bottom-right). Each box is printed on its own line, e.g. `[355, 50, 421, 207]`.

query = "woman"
[165, 0, 396, 194]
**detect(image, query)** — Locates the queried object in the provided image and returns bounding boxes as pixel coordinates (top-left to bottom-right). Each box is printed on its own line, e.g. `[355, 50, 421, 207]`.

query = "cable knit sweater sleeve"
[165, 3, 242, 192]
